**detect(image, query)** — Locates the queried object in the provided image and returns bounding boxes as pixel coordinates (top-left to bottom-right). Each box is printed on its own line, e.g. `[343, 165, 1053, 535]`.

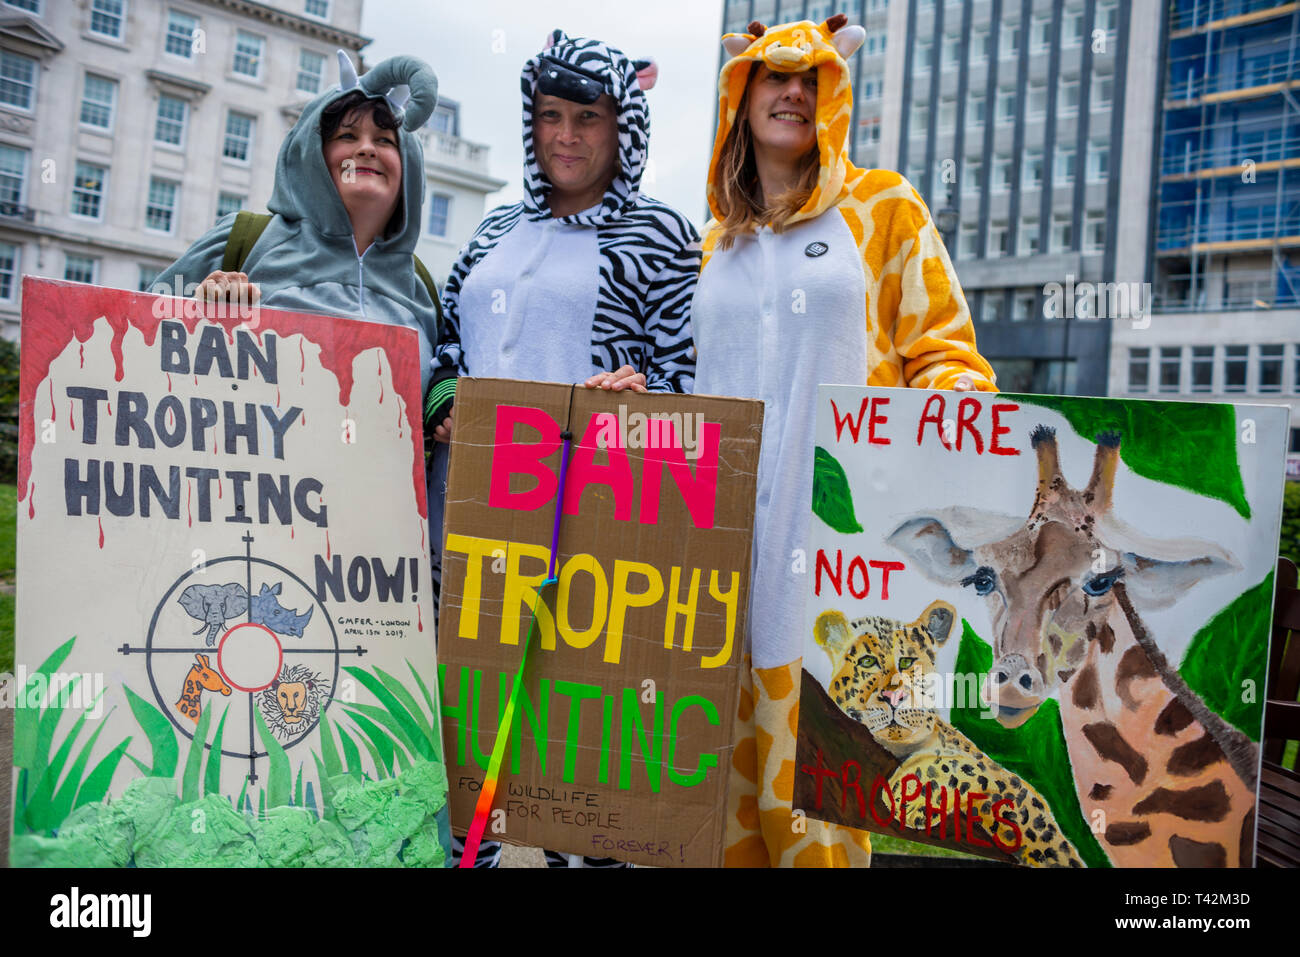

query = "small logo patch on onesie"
[804, 242, 829, 257]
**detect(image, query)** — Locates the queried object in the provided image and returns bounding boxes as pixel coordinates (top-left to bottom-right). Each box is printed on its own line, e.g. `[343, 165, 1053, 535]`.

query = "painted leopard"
[814, 600, 1084, 867]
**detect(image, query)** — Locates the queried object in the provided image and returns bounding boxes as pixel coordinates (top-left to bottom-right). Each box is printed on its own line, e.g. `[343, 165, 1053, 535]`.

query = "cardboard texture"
[438, 378, 762, 867]
[795, 387, 1289, 868]
[11, 279, 449, 867]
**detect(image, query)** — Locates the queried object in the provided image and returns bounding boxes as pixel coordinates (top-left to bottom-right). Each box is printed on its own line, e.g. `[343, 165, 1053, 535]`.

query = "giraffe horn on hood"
[748, 20, 767, 36]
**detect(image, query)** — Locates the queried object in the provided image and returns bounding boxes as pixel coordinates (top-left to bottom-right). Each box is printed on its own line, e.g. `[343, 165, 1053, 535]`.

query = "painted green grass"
[869, 831, 984, 860]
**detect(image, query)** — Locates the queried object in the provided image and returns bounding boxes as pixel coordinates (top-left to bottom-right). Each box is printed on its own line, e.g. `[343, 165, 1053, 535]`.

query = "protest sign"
[796, 386, 1288, 867]
[438, 378, 762, 867]
[10, 278, 449, 867]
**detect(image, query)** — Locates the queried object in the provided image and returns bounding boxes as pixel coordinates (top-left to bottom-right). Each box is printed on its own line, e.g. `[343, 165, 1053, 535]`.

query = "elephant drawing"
[179, 583, 249, 647]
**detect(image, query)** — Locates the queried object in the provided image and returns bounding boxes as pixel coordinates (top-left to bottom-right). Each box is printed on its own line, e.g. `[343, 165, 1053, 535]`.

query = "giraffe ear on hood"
[721, 33, 754, 57]
[831, 24, 866, 58]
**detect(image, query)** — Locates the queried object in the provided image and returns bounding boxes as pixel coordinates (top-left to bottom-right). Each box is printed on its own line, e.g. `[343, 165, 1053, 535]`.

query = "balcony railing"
[418, 130, 489, 171]
[0, 200, 35, 222]
[1157, 208, 1300, 247]
[1167, 48, 1295, 100]
[1171, 0, 1294, 32]
[1161, 127, 1300, 175]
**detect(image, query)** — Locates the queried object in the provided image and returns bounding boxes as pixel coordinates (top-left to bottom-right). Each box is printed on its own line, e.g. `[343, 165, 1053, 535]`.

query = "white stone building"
[0, 0, 502, 339]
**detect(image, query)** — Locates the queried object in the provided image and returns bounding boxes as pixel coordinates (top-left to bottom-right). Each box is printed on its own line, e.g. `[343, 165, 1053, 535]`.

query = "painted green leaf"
[13, 635, 76, 771]
[72, 737, 132, 812]
[335, 722, 365, 782]
[345, 708, 400, 775]
[1180, 572, 1272, 740]
[205, 705, 230, 797]
[311, 752, 337, 820]
[407, 661, 442, 762]
[294, 764, 304, 808]
[123, 686, 178, 778]
[351, 722, 390, 780]
[345, 666, 431, 759]
[374, 665, 436, 752]
[24, 679, 91, 833]
[318, 712, 343, 779]
[46, 701, 114, 830]
[181, 704, 213, 804]
[346, 701, 422, 762]
[949, 620, 1110, 868]
[252, 707, 291, 810]
[1002, 393, 1250, 519]
[812, 446, 863, 533]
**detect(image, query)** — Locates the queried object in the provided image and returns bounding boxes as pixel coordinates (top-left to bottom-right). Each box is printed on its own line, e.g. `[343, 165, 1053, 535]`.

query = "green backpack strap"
[221, 211, 273, 273]
[412, 255, 444, 340]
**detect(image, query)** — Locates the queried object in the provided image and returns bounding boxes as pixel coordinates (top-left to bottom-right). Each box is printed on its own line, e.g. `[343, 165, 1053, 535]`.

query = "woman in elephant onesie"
[691, 15, 998, 867]
[154, 52, 442, 404]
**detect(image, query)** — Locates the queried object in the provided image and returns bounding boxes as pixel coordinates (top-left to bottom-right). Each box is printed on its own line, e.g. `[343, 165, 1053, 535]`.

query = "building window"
[1191, 346, 1213, 392]
[997, 87, 1016, 125]
[964, 158, 983, 195]
[0, 241, 18, 299]
[971, 28, 989, 63]
[1064, 5, 1084, 45]
[982, 293, 1005, 322]
[1158, 347, 1181, 393]
[165, 9, 198, 58]
[938, 97, 956, 133]
[1023, 149, 1043, 189]
[137, 264, 158, 292]
[297, 49, 324, 94]
[0, 145, 26, 206]
[0, 51, 36, 110]
[864, 31, 886, 56]
[1128, 348, 1149, 392]
[223, 111, 255, 162]
[1051, 214, 1073, 252]
[154, 94, 187, 146]
[1098, 1, 1119, 37]
[216, 191, 244, 221]
[1058, 77, 1079, 117]
[1092, 74, 1113, 111]
[1087, 141, 1109, 182]
[989, 220, 1009, 256]
[967, 90, 985, 127]
[89, 0, 125, 40]
[911, 100, 929, 133]
[943, 34, 960, 68]
[79, 74, 116, 130]
[958, 222, 977, 258]
[1000, 20, 1019, 59]
[4, 0, 42, 12]
[1031, 14, 1050, 53]
[860, 79, 880, 101]
[993, 155, 1012, 192]
[1019, 218, 1039, 255]
[1028, 83, 1047, 120]
[1224, 345, 1248, 392]
[64, 254, 97, 285]
[1084, 211, 1105, 252]
[145, 177, 178, 232]
[1259, 344, 1284, 393]
[232, 31, 264, 79]
[71, 162, 107, 219]
[913, 37, 933, 74]
[1012, 288, 1037, 321]
[1054, 145, 1076, 184]
[429, 193, 450, 237]
[304, 0, 329, 17]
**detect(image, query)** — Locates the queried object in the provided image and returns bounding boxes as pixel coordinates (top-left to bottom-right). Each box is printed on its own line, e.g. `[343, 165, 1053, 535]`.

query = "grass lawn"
[0, 482, 12, 674]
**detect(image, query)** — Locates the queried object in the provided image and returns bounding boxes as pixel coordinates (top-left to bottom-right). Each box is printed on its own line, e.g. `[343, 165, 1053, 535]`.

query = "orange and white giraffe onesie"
[691, 16, 998, 867]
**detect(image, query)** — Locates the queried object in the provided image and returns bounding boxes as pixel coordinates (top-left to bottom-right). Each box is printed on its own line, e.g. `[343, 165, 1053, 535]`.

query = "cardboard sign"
[10, 278, 449, 867]
[795, 386, 1288, 868]
[438, 378, 762, 867]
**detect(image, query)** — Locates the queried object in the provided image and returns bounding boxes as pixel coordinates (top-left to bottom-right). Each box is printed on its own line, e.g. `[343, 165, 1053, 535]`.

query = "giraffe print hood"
[706, 16, 866, 227]
[519, 30, 651, 225]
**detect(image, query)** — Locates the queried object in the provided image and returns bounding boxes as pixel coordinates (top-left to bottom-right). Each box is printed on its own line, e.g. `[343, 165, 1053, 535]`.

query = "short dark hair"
[319, 90, 401, 142]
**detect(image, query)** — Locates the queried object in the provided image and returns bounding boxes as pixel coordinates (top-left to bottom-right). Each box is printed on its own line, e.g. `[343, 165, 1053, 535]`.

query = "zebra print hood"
[520, 30, 649, 224]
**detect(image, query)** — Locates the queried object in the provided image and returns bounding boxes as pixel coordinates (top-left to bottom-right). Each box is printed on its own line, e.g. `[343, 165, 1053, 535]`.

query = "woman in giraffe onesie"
[691, 14, 998, 867]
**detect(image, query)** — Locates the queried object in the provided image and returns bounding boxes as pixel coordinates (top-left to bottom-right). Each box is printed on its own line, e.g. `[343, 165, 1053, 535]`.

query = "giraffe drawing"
[175, 653, 233, 724]
[886, 426, 1260, 867]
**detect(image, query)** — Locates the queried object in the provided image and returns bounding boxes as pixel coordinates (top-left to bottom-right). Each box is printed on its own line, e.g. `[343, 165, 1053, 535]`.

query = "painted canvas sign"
[795, 386, 1288, 867]
[11, 278, 449, 867]
[438, 378, 762, 867]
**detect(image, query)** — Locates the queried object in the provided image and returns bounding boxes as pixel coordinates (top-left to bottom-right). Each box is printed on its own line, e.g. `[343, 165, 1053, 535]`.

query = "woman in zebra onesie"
[428, 30, 701, 868]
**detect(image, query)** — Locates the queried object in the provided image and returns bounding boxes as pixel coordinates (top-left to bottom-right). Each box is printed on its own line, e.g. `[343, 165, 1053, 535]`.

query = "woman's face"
[745, 64, 818, 163]
[322, 107, 403, 224]
[533, 92, 619, 213]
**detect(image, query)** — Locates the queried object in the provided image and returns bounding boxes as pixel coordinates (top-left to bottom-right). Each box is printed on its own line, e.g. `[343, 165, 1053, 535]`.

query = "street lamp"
[935, 187, 959, 250]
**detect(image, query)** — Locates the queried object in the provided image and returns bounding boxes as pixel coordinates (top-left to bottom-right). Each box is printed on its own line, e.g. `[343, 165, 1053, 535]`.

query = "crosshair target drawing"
[119, 533, 366, 784]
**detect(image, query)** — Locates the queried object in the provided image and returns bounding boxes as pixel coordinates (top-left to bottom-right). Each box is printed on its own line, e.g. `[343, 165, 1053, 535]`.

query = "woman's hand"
[432, 405, 454, 443]
[952, 374, 975, 392]
[196, 270, 261, 306]
[583, 365, 648, 393]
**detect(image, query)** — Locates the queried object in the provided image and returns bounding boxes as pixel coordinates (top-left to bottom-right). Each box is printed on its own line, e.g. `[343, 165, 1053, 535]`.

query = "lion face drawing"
[259, 664, 328, 739]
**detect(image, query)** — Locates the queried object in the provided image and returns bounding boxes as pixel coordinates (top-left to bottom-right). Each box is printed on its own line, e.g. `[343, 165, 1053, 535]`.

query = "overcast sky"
[360, 0, 727, 231]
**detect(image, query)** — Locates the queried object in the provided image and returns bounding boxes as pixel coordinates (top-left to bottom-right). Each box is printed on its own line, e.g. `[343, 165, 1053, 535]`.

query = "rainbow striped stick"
[459, 405, 575, 867]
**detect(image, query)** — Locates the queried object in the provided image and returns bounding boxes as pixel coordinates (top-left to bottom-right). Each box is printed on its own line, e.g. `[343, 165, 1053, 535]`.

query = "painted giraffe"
[175, 653, 232, 724]
[887, 426, 1260, 867]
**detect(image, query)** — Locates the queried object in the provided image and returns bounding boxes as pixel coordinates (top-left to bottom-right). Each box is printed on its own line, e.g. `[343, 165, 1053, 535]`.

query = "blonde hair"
[714, 75, 821, 251]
